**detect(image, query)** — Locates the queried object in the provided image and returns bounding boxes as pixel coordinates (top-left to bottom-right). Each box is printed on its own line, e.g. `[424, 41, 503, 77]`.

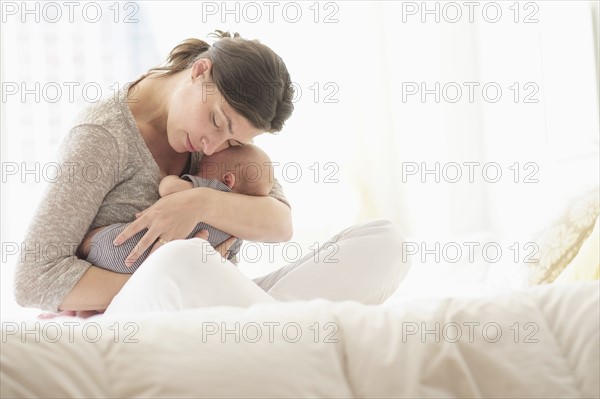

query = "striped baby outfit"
[86, 176, 242, 273]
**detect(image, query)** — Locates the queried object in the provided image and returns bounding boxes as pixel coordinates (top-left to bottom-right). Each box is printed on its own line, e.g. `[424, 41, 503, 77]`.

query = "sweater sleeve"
[269, 178, 291, 209]
[14, 125, 123, 311]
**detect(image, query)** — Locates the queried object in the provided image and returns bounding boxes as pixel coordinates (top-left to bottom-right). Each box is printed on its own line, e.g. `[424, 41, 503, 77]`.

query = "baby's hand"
[159, 175, 194, 197]
[194, 230, 238, 260]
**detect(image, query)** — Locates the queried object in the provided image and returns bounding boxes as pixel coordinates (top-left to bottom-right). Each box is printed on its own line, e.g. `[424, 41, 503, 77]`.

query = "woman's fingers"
[112, 215, 155, 266]
[113, 217, 146, 246]
[146, 233, 180, 258]
[143, 230, 210, 261]
[37, 310, 100, 319]
[124, 232, 164, 267]
[37, 310, 77, 319]
[113, 192, 211, 265]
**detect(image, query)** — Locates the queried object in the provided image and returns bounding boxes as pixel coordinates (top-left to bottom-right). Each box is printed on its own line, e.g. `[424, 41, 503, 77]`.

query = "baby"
[77, 144, 274, 273]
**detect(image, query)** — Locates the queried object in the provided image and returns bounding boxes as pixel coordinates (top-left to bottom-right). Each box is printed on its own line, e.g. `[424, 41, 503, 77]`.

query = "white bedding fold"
[2, 282, 598, 398]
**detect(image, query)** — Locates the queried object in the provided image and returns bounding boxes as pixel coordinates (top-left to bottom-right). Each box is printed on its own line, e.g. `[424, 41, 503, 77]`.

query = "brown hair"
[133, 30, 294, 133]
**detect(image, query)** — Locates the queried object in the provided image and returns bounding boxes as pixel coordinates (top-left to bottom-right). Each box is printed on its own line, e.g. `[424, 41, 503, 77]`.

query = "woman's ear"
[223, 172, 236, 190]
[191, 58, 212, 81]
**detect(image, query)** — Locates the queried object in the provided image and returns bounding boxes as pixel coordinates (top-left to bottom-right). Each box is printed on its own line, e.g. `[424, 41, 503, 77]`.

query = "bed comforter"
[1, 282, 598, 398]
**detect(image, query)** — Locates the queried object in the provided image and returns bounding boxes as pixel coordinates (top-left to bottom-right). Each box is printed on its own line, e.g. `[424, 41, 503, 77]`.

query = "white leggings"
[105, 219, 410, 314]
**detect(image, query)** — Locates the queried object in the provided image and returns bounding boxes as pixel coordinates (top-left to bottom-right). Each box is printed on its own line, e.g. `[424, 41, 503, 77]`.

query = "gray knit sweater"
[14, 90, 290, 311]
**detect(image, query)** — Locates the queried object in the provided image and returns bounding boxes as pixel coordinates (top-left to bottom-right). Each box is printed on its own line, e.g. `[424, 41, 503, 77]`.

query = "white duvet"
[1, 282, 598, 398]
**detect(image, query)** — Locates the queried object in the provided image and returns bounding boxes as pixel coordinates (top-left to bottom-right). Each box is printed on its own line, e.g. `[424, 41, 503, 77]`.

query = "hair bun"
[209, 30, 241, 40]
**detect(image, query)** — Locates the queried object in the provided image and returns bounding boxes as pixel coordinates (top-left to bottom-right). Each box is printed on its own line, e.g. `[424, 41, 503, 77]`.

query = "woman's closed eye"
[211, 114, 220, 130]
[212, 113, 244, 147]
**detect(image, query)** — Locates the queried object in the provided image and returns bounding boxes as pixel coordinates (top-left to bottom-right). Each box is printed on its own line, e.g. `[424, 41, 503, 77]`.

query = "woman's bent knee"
[105, 238, 256, 313]
[364, 219, 406, 243]
[136, 238, 226, 278]
[361, 219, 412, 294]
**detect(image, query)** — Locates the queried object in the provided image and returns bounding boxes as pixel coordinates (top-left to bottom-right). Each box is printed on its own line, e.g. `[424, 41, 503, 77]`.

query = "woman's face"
[167, 59, 262, 156]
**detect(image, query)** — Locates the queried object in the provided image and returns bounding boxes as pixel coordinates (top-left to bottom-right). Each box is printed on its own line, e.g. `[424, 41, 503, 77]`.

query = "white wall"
[1, 1, 598, 317]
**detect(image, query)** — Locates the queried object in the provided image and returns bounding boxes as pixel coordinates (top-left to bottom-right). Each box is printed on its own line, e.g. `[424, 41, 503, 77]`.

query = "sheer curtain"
[1, 3, 158, 317]
[2, 1, 598, 317]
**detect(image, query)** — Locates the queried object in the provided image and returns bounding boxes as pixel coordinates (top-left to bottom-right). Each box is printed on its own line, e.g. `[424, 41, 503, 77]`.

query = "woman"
[15, 31, 410, 314]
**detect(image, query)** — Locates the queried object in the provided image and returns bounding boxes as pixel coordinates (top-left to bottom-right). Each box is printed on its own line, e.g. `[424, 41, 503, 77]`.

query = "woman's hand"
[113, 189, 207, 267]
[38, 310, 102, 319]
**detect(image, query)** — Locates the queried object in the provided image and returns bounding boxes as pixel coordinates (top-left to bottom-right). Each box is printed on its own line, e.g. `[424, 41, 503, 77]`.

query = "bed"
[3, 186, 599, 398]
[1, 281, 598, 398]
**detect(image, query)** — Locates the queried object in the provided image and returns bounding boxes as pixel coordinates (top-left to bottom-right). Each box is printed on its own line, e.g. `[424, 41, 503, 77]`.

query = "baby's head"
[198, 144, 274, 196]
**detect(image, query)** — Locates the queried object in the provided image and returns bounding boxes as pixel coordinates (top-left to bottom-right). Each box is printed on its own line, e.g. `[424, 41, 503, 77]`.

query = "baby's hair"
[199, 144, 274, 197]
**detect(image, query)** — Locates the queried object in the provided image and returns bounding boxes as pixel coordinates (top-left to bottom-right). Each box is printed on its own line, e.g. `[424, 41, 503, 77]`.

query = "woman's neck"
[128, 72, 176, 135]
[128, 72, 189, 177]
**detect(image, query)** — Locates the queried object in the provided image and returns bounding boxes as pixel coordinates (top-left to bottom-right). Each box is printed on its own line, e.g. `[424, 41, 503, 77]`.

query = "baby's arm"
[77, 176, 192, 256]
[159, 175, 194, 197]
[78, 223, 151, 273]
[77, 226, 107, 258]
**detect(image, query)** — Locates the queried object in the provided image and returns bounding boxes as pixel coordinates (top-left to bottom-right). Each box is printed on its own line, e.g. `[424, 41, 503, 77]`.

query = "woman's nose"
[202, 143, 215, 156]
[200, 137, 214, 156]
[201, 137, 228, 156]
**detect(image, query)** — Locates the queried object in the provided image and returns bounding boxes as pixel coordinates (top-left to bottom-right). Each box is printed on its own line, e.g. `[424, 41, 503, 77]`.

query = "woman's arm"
[198, 188, 293, 242]
[15, 125, 125, 312]
[58, 267, 131, 311]
[113, 185, 293, 266]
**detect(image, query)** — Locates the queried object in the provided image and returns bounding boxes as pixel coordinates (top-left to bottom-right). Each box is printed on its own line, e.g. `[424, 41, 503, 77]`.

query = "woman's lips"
[186, 134, 198, 152]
